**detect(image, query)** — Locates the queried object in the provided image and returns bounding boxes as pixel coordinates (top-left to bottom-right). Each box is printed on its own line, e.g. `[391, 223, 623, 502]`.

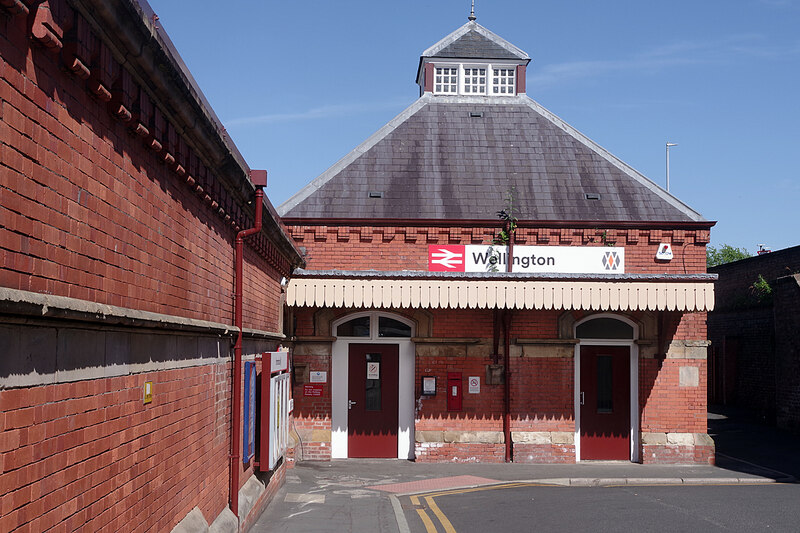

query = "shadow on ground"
[709, 404, 799, 482]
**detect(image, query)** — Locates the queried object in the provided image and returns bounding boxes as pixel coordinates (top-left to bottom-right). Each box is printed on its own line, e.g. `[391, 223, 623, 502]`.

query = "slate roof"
[278, 94, 707, 223]
[421, 21, 530, 61]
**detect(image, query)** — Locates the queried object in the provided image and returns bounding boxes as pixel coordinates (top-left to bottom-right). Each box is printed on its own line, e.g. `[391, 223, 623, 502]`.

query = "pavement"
[250, 406, 800, 532]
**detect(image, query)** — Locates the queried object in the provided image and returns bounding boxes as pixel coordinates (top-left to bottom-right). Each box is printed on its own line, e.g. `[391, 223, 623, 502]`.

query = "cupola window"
[492, 67, 515, 94]
[435, 66, 458, 94]
[431, 63, 516, 96]
[463, 67, 487, 94]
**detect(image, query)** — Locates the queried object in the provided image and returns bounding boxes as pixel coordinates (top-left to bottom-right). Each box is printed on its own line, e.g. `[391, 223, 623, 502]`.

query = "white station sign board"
[428, 245, 624, 274]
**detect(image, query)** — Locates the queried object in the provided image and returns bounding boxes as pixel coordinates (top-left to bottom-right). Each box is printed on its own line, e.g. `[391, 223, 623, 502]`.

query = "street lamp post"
[666, 142, 678, 192]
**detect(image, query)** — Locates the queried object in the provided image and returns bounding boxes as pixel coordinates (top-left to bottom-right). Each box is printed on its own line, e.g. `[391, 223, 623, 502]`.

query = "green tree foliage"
[707, 244, 751, 267]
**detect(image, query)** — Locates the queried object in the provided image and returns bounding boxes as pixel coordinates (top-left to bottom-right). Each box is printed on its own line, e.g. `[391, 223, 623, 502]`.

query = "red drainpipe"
[504, 221, 513, 462]
[230, 170, 266, 518]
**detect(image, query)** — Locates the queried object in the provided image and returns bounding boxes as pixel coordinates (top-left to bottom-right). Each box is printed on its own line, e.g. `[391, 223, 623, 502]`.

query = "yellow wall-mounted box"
[143, 381, 153, 404]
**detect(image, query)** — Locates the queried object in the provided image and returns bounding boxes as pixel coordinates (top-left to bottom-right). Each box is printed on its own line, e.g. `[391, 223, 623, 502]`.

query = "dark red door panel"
[347, 344, 399, 458]
[580, 346, 630, 460]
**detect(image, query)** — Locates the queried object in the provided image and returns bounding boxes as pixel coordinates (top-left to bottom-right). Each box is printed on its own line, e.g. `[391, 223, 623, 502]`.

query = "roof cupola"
[416, 18, 530, 97]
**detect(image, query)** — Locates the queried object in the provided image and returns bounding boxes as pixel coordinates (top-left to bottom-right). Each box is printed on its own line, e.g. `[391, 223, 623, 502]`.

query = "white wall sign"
[429, 245, 624, 274]
[656, 243, 673, 261]
[468, 376, 480, 394]
[309, 371, 327, 383]
[269, 351, 288, 373]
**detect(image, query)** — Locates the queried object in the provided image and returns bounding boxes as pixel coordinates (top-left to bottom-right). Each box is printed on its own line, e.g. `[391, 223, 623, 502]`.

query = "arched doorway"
[575, 314, 639, 462]
[330, 312, 415, 459]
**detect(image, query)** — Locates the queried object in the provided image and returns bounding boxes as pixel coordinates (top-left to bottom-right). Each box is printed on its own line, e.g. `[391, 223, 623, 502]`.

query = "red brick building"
[1, 0, 302, 531]
[279, 19, 716, 464]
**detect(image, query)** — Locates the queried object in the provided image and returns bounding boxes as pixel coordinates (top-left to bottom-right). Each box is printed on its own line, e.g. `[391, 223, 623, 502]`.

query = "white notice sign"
[309, 371, 327, 383]
[367, 362, 380, 380]
[468, 376, 480, 394]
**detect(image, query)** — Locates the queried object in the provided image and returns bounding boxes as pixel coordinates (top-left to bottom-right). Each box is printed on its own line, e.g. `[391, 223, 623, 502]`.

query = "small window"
[596, 355, 613, 413]
[378, 317, 412, 338]
[435, 66, 458, 94]
[365, 353, 382, 411]
[337, 316, 370, 337]
[463, 67, 486, 94]
[576, 318, 634, 339]
[492, 68, 515, 95]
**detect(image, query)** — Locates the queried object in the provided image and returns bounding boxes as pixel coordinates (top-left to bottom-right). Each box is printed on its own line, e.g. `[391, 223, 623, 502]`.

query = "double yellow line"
[409, 482, 537, 533]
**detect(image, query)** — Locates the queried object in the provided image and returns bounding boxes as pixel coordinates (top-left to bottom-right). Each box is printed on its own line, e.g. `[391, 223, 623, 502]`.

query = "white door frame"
[331, 311, 415, 459]
[574, 313, 640, 462]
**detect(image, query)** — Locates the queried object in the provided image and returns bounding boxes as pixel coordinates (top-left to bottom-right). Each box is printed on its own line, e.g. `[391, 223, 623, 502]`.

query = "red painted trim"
[424, 63, 434, 93]
[503, 310, 512, 462]
[232, 182, 265, 518]
[259, 354, 271, 473]
[516, 65, 526, 94]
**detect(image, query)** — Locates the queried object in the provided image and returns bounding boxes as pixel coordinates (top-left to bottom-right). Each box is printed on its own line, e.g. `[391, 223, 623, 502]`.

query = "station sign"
[428, 245, 624, 274]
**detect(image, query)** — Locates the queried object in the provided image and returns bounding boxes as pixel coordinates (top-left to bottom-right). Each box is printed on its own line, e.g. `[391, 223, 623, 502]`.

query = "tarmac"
[250, 406, 800, 532]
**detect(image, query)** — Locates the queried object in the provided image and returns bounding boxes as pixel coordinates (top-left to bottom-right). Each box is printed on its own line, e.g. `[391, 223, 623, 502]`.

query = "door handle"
[580, 392, 585, 406]
[348, 400, 357, 410]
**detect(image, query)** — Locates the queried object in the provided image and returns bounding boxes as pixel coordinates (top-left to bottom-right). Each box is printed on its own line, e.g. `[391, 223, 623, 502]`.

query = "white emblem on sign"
[430, 248, 464, 269]
[367, 362, 380, 380]
[602, 251, 621, 271]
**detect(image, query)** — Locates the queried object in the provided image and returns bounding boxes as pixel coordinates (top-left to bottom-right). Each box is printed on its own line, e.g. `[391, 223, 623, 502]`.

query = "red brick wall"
[709, 245, 800, 310]
[290, 348, 333, 460]
[1, 3, 294, 530]
[774, 275, 800, 433]
[511, 358, 574, 432]
[286, 224, 708, 274]
[642, 444, 715, 465]
[0, 365, 231, 532]
[416, 355, 502, 433]
[0, 6, 287, 332]
[708, 246, 800, 423]
[415, 443, 505, 463]
[640, 359, 707, 434]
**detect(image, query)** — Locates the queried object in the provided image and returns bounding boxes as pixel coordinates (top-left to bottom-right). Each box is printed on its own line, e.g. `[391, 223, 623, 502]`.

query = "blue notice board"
[243, 361, 256, 462]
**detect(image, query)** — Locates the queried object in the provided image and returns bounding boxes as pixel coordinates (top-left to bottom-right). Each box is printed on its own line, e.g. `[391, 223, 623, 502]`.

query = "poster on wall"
[243, 361, 256, 463]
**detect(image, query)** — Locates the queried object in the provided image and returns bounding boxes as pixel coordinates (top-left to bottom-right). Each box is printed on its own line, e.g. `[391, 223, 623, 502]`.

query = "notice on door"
[367, 362, 380, 380]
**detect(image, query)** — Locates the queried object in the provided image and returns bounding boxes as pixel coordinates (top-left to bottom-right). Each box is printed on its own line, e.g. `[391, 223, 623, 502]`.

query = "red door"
[347, 344, 399, 458]
[580, 346, 630, 460]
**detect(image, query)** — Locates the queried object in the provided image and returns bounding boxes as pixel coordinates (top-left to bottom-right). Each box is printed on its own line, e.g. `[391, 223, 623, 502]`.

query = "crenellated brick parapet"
[283, 222, 709, 273]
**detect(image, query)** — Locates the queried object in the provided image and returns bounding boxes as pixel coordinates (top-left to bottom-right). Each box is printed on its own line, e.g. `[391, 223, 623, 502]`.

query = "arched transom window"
[335, 313, 413, 339]
[576, 316, 635, 340]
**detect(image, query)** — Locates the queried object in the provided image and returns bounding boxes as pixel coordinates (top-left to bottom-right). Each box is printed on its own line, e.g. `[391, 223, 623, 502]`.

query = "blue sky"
[147, 0, 799, 253]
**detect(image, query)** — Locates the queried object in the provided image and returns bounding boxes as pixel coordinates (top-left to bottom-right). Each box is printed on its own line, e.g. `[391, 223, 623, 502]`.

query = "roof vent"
[585, 193, 601, 200]
[368, 191, 384, 199]
[469, 111, 484, 118]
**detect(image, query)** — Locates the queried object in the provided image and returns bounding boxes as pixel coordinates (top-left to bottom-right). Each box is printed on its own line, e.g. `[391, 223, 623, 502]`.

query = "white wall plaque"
[309, 371, 327, 383]
[656, 243, 673, 261]
[468, 376, 480, 394]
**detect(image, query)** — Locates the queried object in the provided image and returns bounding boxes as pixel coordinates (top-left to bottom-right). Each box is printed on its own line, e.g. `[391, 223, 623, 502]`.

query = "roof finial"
[468, 0, 476, 21]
